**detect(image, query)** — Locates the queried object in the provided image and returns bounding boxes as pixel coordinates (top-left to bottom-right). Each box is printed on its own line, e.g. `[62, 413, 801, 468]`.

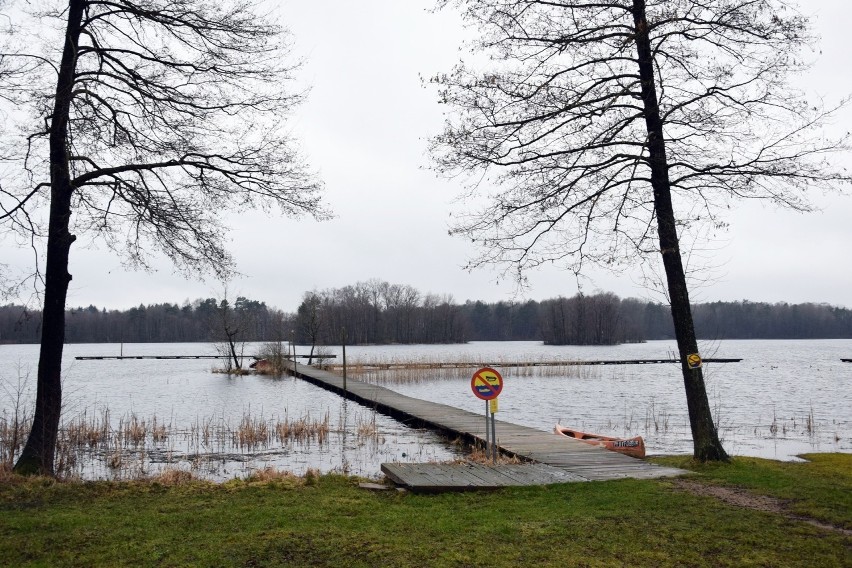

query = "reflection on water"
[1, 339, 850, 480]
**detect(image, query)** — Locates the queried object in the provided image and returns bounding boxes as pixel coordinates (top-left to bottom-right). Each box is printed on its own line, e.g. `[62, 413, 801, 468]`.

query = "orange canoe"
[554, 424, 646, 458]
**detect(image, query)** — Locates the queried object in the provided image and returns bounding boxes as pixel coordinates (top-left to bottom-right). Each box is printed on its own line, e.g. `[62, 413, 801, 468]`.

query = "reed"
[122, 413, 147, 447]
[355, 411, 378, 440]
[0, 371, 33, 467]
[644, 400, 671, 434]
[340, 354, 599, 384]
[243, 466, 301, 483]
[106, 442, 124, 471]
[234, 413, 271, 449]
[0, 410, 29, 466]
[151, 417, 168, 443]
[806, 405, 816, 435]
[444, 439, 521, 465]
[150, 468, 197, 486]
[303, 467, 321, 485]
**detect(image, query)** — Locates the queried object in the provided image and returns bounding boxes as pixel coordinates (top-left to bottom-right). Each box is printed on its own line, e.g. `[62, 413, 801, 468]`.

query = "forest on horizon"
[2, 281, 850, 346]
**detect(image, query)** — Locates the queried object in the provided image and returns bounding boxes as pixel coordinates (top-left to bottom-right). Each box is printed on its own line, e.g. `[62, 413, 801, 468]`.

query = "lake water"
[1, 339, 849, 481]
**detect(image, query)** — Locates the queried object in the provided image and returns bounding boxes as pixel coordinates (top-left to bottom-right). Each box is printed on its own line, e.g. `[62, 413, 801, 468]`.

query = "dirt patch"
[673, 479, 851, 537]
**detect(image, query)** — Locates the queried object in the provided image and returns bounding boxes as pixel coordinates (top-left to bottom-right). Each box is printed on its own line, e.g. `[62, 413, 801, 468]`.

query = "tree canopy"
[432, 0, 849, 279]
[0, 0, 327, 475]
[1, 0, 327, 279]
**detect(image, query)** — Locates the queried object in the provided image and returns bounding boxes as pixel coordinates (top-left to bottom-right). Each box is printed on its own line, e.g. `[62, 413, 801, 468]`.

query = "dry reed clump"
[63, 409, 111, 449]
[151, 417, 168, 443]
[244, 466, 301, 484]
[106, 443, 124, 470]
[150, 468, 198, 486]
[355, 412, 379, 440]
[303, 467, 321, 485]
[234, 414, 271, 449]
[121, 413, 147, 446]
[273, 411, 331, 445]
[0, 411, 30, 466]
[338, 354, 599, 384]
[441, 440, 522, 465]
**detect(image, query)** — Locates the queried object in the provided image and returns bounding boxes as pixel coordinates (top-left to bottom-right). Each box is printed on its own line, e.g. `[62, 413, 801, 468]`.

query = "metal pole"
[491, 409, 497, 463]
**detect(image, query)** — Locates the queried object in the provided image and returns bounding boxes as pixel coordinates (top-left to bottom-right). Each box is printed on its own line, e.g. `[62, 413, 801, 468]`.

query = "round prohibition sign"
[471, 367, 503, 401]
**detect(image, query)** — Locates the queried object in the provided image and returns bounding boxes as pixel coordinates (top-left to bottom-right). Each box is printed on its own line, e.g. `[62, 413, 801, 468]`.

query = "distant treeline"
[0, 297, 288, 345]
[1, 282, 850, 345]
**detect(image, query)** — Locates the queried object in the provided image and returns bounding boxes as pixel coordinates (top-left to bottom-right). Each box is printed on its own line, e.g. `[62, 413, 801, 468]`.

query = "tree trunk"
[14, 0, 85, 475]
[631, 0, 728, 461]
[227, 332, 241, 371]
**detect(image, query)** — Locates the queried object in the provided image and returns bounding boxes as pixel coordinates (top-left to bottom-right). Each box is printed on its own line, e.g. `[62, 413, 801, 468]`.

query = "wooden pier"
[381, 462, 587, 492]
[287, 363, 686, 491]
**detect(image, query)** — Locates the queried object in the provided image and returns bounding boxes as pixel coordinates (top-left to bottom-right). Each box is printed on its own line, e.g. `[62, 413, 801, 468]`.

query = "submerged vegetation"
[0, 402, 415, 481]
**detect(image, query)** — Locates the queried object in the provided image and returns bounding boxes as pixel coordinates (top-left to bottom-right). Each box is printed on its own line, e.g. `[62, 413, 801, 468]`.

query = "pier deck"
[288, 363, 686, 490]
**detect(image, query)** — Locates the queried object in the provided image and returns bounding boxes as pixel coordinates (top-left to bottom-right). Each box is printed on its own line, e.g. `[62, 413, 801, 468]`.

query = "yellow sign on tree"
[686, 353, 702, 369]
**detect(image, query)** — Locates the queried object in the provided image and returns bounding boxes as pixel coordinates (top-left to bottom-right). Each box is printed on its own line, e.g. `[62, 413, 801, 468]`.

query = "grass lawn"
[0, 454, 849, 567]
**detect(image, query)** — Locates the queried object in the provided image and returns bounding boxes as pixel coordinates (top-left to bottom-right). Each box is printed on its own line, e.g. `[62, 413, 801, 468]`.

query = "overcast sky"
[8, 0, 852, 312]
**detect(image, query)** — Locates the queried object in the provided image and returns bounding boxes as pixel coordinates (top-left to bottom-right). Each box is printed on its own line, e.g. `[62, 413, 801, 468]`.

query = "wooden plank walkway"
[288, 363, 687, 488]
[381, 462, 587, 492]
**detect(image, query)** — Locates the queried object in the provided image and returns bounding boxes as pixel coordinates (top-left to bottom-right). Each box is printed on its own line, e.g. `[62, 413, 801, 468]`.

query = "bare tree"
[296, 290, 324, 364]
[211, 287, 248, 374]
[431, 0, 850, 460]
[0, 0, 328, 475]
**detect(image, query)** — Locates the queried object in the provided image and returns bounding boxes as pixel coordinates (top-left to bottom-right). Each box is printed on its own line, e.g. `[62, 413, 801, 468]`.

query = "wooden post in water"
[341, 327, 347, 393]
[291, 330, 297, 377]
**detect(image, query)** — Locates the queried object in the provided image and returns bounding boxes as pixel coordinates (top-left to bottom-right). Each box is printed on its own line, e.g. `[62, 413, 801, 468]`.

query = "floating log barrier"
[325, 357, 741, 372]
[75, 354, 337, 361]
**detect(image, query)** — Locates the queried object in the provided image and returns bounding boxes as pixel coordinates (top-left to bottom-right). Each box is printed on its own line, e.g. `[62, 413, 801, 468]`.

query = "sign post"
[471, 367, 503, 463]
[489, 398, 498, 461]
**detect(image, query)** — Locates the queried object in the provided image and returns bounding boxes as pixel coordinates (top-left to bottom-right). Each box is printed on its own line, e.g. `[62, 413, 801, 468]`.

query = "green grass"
[0, 455, 850, 567]
[653, 453, 852, 529]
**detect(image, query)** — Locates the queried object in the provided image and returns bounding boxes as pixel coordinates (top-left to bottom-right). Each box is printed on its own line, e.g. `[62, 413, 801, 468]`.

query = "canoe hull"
[554, 424, 646, 458]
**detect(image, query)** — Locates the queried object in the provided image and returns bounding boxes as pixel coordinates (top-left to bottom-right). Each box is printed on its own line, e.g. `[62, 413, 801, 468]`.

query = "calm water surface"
[1, 339, 849, 480]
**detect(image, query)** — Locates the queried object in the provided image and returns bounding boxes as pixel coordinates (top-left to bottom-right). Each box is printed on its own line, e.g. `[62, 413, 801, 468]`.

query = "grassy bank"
[1, 454, 849, 567]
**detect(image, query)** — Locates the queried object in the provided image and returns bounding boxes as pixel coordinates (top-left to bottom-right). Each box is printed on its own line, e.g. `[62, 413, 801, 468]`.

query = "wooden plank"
[381, 463, 588, 492]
